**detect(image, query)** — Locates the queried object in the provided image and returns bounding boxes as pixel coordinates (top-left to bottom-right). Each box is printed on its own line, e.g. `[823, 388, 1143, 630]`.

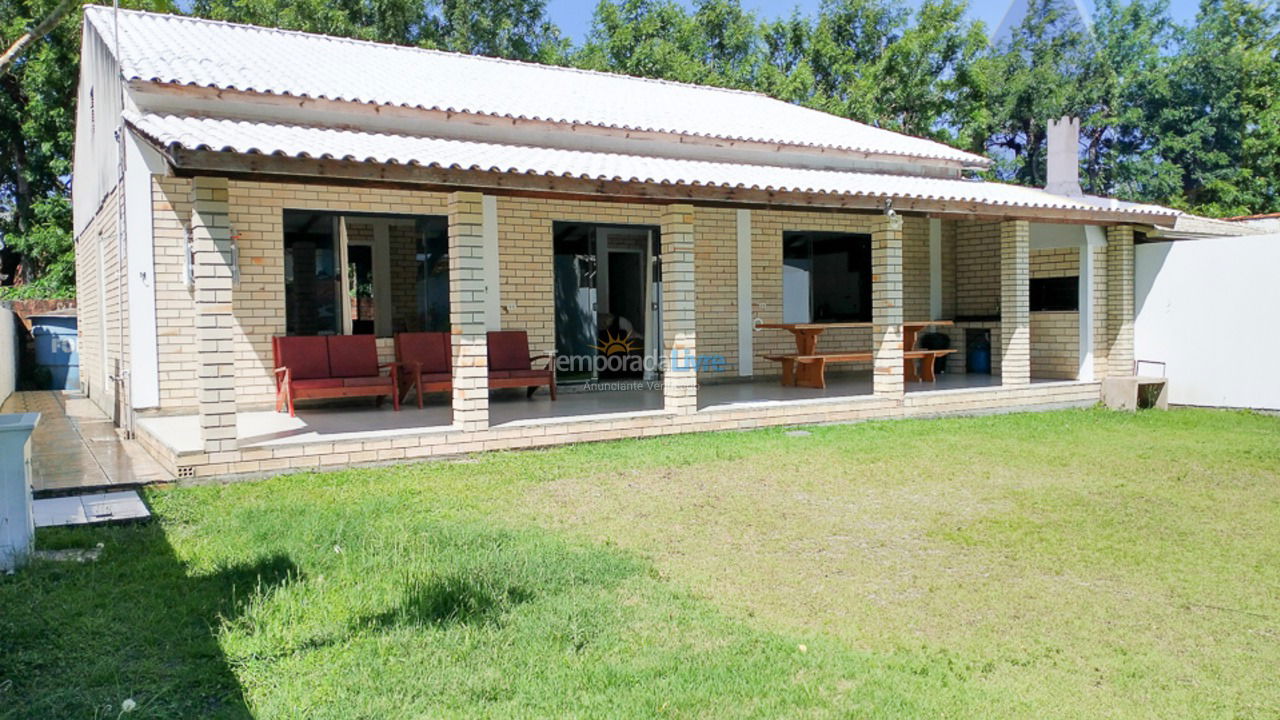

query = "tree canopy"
[2, 0, 1278, 295]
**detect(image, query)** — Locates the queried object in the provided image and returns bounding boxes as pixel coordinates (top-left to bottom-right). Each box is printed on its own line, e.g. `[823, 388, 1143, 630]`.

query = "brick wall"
[693, 207, 738, 377]
[750, 210, 927, 375]
[955, 220, 1001, 317]
[75, 184, 126, 418]
[388, 222, 419, 332]
[1029, 247, 1080, 379]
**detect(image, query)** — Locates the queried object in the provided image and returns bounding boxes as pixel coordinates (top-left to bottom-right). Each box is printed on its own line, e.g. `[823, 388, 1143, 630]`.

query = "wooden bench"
[903, 349, 957, 382]
[764, 352, 872, 389]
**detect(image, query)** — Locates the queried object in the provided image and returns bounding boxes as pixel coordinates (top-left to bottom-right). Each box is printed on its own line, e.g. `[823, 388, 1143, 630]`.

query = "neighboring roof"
[1150, 213, 1260, 239]
[126, 113, 1178, 220]
[1222, 212, 1280, 221]
[85, 6, 990, 168]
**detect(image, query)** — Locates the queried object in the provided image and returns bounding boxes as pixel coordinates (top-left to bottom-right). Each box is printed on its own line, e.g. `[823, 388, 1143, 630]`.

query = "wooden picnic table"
[759, 320, 955, 388]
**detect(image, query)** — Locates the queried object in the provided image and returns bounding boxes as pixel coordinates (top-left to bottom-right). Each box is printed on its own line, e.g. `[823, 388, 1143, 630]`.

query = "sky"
[544, 0, 1204, 43]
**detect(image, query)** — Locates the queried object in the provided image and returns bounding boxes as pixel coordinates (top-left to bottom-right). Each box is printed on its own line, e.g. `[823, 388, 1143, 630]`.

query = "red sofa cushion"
[342, 376, 392, 388]
[487, 331, 531, 372]
[327, 335, 380, 378]
[397, 332, 451, 374]
[275, 336, 331, 380]
[491, 369, 550, 380]
[291, 378, 343, 390]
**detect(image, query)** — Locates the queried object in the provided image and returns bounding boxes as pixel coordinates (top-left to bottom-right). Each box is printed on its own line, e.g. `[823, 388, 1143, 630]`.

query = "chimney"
[1045, 116, 1082, 197]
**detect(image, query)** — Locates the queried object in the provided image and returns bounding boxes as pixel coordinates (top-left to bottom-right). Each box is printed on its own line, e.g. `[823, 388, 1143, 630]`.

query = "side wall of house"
[75, 184, 127, 419]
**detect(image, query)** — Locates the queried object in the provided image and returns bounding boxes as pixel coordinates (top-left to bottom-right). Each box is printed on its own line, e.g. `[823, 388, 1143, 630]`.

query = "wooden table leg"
[795, 358, 826, 389]
[919, 353, 936, 382]
[780, 358, 795, 386]
[904, 357, 918, 382]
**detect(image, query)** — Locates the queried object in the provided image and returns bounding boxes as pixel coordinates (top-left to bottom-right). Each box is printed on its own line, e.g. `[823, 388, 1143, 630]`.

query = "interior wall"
[1136, 234, 1280, 409]
[0, 306, 14, 407]
[1030, 247, 1081, 379]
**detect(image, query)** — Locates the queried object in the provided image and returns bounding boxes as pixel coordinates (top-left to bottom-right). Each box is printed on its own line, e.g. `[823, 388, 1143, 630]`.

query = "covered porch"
[123, 128, 1150, 479]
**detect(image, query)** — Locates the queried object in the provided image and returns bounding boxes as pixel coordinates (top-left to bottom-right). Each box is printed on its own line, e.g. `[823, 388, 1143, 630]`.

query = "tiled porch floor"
[138, 372, 1013, 456]
[1, 391, 173, 493]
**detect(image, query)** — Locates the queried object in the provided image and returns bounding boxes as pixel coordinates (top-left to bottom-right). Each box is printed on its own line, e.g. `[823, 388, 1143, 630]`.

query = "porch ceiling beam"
[163, 147, 1167, 227]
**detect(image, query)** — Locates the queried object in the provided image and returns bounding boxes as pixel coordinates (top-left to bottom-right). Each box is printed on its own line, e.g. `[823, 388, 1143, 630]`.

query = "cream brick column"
[661, 204, 698, 414]
[1105, 225, 1135, 377]
[873, 214, 905, 399]
[190, 176, 237, 452]
[1000, 219, 1031, 386]
[448, 192, 489, 431]
[1091, 238, 1109, 379]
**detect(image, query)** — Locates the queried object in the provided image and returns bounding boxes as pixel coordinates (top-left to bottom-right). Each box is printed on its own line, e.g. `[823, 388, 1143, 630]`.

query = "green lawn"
[2, 408, 1278, 719]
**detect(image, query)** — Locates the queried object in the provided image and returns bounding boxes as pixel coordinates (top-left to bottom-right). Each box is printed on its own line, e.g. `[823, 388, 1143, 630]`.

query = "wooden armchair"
[486, 331, 556, 400]
[395, 331, 453, 409]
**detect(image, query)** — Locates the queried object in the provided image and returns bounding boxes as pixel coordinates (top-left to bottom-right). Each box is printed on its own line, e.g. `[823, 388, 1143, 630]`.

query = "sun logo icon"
[593, 330, 638, 355]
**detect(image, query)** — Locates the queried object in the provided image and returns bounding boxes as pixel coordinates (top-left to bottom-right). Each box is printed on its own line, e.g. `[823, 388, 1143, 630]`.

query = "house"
[72, 7, 1179, 480]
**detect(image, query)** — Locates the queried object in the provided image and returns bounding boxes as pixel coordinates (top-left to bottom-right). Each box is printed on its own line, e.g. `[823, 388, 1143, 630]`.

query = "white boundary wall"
[1135, 234, 1280, 410]
[0, 306, 14, 407]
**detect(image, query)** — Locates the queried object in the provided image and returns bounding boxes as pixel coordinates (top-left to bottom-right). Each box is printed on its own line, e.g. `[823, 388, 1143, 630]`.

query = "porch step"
[31, 490, 151, 528]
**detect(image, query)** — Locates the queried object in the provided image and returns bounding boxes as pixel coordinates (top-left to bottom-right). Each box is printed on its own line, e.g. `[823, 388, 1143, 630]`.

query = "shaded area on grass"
[0, 523, 298, 719]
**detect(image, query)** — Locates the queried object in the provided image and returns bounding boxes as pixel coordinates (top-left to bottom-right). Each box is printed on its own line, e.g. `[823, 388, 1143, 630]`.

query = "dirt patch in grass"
[521, 409, 1280, 718]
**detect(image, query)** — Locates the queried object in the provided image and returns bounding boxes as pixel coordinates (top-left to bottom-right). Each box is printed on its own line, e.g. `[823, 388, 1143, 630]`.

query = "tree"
[980, 0, 1091, 186]
[0, 0, 176, 295]
[574, 0, 716, 85]
[421, 0, 569, 62]
[1143, 0, 1280, 215]
[1072, 0, 1178, 200]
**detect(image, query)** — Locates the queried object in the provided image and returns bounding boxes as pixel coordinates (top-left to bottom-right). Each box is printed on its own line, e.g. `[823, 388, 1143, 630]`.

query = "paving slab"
[32, 490, 150, 528]
[1, 391, 173, 493]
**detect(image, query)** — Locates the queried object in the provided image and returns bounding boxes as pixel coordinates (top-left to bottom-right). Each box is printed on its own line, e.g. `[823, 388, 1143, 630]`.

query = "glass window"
[782, 232, 872, 322]
[414, 217, 450, 332]
[283, 212, 340, 335]
[283, 211, 449, 336]
[1030, 276, 1079, 312]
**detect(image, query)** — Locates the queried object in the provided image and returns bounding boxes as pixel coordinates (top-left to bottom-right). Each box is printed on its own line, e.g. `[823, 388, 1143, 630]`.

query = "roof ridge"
[84, 5, 777, 103]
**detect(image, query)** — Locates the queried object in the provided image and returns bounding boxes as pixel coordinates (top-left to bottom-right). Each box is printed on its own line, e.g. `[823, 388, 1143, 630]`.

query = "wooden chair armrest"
[529, 354, 554, 369]
[376, 363, 398, 383]
[273, 366, 289, 377]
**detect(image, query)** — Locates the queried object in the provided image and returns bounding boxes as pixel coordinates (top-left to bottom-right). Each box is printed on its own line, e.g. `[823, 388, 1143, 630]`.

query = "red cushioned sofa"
[487, 330, 556, 400]
[273, 335, 399, 416]
[395, 331, 453, 409]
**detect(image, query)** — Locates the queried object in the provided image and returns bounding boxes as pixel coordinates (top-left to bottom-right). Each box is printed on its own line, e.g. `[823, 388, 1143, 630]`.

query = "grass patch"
[1, 408, 1277, 718]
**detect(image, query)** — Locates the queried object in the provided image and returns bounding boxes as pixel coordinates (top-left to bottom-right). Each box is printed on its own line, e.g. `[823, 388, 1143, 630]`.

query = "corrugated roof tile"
[126, 113, 1176, 218]
[87, 6, 991, 167]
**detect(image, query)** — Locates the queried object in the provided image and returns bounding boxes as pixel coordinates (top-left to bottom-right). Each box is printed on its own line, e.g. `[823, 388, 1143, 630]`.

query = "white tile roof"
[126, 113, 1177, 219]
[87, 6, 990, 167]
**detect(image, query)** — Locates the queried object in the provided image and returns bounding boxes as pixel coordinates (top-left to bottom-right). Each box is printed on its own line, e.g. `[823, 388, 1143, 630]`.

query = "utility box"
[0, 412, 40, 571]
[28, 312, 79, 390]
